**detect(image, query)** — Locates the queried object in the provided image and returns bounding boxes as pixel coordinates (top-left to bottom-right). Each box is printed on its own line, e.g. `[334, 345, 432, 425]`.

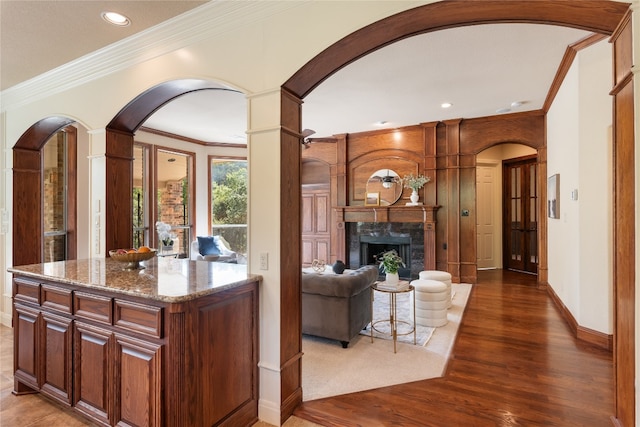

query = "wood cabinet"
[302, 188, 331, 266]
[11, 265, 259, 427]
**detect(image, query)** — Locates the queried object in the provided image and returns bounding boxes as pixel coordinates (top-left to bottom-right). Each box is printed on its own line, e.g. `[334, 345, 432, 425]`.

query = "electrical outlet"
[260, 252, 269, 270]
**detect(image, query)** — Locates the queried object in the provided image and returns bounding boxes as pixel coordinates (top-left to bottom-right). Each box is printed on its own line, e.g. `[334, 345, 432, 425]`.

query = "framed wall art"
[547, 174, 560, 219]
[365, 192, 380, 206]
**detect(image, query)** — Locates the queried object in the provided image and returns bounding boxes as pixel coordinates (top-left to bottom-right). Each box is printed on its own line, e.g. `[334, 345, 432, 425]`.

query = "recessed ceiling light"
[511, 101, 523, 108]
[441, 102, 453, 108]
[496, 108, 511, 114]
[374, 121, 388, 126]
[101, 11, 131, 27]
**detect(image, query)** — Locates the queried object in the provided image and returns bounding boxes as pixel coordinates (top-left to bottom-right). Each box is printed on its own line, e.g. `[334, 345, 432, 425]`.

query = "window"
[210, 157, 247, 255]
[156, 148, 194, 256]
[133, 143, 150, 248]
[43, 127, 76, 261]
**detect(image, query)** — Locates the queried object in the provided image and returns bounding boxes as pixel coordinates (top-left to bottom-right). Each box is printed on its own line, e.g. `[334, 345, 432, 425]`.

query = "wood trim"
[543, 33, 607, 111]
[139, 126, 246, 148]
[546, 283, 613, 351]
[279, 89, 303, 424]
[64, 126, 78, 260]
[611, 10, 635, 423]
[283, 1, 629, 98]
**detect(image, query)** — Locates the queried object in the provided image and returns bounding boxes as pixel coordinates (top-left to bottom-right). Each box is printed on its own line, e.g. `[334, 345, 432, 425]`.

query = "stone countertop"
[9, 257, 262, 303]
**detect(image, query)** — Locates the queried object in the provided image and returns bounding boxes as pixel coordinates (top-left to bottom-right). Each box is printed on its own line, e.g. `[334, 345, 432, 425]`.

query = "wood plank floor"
[293, 270, 614, 427]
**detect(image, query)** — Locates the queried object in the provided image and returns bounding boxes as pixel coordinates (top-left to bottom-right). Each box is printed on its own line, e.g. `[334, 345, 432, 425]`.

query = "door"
[503, 156, 538, 274]
[301, 188, 331, 266]
[476, 163, 500, 269]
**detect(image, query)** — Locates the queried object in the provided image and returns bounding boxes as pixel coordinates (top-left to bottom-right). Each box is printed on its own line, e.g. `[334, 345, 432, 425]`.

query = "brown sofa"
[302, 265, 379, 348]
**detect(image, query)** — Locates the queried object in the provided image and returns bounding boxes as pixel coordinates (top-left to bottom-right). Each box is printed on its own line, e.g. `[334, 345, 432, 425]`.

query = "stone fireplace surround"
[347, 222, 424, 279]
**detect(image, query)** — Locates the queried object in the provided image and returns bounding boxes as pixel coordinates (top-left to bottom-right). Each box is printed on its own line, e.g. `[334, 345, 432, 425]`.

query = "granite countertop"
[9, 257, 262, 303]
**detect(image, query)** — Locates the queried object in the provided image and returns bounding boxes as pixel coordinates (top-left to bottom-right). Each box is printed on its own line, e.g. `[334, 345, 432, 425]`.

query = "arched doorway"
[280, 1, 633, 424]
[476, 144, 537, 272]
[103, 79, 239, 252]
[13, 116, 75, 267]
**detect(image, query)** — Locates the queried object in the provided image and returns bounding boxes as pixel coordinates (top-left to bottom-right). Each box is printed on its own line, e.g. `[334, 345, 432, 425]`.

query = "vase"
[332, 260, 346, 274]
[410, 189, 420, 204]
[385, 272, 399, 285]
[161, 245, 174, 255]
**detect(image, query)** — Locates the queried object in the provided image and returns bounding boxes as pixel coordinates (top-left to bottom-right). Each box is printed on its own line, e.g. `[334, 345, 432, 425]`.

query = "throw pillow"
[197, 236, 220, 256]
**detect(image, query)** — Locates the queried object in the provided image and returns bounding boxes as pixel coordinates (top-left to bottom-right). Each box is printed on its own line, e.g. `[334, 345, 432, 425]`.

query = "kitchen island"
[9, 257, 261, 427]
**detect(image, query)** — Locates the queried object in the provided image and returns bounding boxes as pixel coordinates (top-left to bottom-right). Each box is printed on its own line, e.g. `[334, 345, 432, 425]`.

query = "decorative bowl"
[109, 249, 157, 270]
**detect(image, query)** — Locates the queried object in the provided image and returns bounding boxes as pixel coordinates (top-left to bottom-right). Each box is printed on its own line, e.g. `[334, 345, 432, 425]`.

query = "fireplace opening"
[360, 235, 411, 278]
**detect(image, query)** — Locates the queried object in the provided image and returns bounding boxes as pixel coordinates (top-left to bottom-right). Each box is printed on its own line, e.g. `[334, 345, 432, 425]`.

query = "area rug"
[360, 290, 438, 346]
[301, 283, 471, 401]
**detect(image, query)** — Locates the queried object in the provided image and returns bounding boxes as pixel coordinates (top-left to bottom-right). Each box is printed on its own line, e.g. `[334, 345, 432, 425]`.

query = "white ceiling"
[1, 2, 594, 144]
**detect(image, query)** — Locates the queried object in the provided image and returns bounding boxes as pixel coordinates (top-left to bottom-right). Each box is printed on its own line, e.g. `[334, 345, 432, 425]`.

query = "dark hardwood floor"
[294, 270, 614, 426]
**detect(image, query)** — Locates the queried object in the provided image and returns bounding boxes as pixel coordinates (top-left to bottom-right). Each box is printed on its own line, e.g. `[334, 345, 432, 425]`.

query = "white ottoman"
[410, 279, 448, 327]
[419, 270, 452, 308]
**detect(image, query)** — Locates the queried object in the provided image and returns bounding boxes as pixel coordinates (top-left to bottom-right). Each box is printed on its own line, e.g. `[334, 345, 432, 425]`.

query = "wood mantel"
[335, 205, 439, 226]
[335, 205, 440, 271]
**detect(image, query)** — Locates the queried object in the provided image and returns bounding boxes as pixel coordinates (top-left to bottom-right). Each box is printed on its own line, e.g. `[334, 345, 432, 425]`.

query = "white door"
[476, 164, 500, 269]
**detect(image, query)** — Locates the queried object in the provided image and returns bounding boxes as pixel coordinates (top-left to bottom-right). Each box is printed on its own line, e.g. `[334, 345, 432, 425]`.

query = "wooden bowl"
[109, 249, 157, 269]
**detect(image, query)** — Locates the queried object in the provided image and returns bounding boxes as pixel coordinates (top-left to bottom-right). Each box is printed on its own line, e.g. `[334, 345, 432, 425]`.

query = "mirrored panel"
[365, 169, 403, 206]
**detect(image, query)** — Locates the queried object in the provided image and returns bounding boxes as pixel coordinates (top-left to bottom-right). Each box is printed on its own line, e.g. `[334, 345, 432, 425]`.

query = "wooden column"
[422, 121, 438, 206]
[459, 152, 477, 284]
[443, 119, 462, 282]
[332, 134, 348, 264]
[610, 9, 635, 427]
[279, 88, 303, 423]
[105, 130, 134, 254]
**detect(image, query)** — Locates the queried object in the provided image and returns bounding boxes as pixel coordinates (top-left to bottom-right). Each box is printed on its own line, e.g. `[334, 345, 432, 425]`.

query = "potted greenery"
[378, 249, 405, 285]
[156, 221, 175, 253]
[403, 173, 431, 205]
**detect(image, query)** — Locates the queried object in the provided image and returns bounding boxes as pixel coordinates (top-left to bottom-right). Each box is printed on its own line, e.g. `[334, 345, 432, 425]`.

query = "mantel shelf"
[335, 205, 440, 224]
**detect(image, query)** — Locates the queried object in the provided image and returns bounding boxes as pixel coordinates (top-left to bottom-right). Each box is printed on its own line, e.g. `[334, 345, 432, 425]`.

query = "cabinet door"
[74, 322, 114, 426]
[13, 303, 41, 391]
[40, 311, 73, 405]
[114, 334, 162, 427]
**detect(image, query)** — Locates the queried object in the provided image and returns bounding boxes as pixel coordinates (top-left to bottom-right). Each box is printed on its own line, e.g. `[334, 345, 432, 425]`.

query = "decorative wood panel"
[74, 322, 113, 426]
[40, 311, 73, 405]
[610, 9, 634, 426]
[114, 334, 162, 426]
[13, 304, 40, 391]
[279, 89, 303, 423]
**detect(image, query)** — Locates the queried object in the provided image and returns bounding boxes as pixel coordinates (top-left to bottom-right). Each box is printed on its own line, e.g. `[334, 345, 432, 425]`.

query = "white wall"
[547, 40, 612, 334]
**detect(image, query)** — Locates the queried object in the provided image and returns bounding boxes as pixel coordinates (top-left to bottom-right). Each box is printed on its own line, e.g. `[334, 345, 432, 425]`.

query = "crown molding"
[1, 1, 306, 112]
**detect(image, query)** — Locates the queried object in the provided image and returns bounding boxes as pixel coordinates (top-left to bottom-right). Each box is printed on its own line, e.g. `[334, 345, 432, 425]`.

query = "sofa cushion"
[302, 265, 378, 298]
[197, 236, 220, 256]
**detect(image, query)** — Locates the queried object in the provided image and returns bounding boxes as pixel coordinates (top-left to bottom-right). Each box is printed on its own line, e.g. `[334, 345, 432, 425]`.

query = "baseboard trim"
[546, 284, 612, 351]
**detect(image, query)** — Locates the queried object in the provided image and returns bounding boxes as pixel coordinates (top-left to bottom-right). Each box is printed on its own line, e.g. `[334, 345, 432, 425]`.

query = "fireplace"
[348, 222, 424, 279]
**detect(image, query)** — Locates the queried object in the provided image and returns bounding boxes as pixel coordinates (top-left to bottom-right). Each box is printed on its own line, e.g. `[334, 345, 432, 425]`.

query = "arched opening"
[280, 1, 632, 423]
[476, 144, 537, 272]
[104, 79, 242, 252]
[13, 116, 76, 267]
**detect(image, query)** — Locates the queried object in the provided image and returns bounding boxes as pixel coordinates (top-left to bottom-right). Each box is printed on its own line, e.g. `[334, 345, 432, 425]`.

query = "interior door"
[503, 156, 538, 274]
[476, 163, 500, 269]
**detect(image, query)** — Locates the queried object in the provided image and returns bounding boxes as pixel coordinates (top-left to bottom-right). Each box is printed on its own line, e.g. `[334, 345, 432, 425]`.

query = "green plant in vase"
[378, 250, 405, 284]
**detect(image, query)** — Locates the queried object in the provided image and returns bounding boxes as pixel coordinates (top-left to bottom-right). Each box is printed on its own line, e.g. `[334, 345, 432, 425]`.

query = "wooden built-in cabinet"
[12, 274, 259, 427]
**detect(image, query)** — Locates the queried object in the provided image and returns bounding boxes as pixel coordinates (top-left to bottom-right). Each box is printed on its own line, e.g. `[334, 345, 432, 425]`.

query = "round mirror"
[365, 169, 403, 206]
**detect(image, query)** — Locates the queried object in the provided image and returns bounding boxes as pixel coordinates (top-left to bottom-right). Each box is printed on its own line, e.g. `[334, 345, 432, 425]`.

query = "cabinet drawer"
[74, 292, 112, 325]
[13, 277, 41, 305]
[114, 300, 163, 338]
[42, 285, 72, 314]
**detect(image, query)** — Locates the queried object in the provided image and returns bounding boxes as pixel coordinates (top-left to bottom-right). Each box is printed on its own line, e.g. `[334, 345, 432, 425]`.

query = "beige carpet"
[301, 283, 472, 401]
